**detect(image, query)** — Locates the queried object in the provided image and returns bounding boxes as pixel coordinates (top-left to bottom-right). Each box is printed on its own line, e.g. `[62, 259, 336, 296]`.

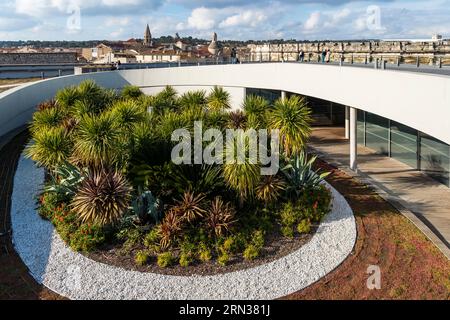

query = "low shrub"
[157, 252, 175, 268]
[135, 250, 150, 266]
[297, 219, 311, 234]
[69, 224, 106, 252]
[143, 227, 161, 252]
[198, 247, 212, 262]
[217, 252, 230, 266]
[179, 252, 193, 267]
[251, 230, 265, 249]
[243, 244, 260, 261]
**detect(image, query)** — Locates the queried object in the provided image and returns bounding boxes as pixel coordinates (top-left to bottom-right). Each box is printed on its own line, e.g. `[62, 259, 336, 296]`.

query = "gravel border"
[11, 156, 356, 300]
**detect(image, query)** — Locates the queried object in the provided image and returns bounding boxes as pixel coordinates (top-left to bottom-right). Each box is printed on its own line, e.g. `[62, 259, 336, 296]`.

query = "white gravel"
[11, 155, 356, 300]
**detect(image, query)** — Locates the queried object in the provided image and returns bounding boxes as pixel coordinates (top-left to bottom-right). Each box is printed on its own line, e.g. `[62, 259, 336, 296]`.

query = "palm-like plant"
[72, 113, 121, 166]
[227, 110, 247, 129]
[29, 106, 67, 134]
[121, 85, 143, 100]
[71, 99, 103, 120]
[281, 150, 330, 196]
[173, 191, 206, 223]
[269, 95, 312, 157]
[178, 90, 207, 110]
[110, 100, 147, 132]
[207, 86, 231, 112]
[76, 80, 104, 106]
[243, 95, 269, 116]
[158, 209, 183, 250]
[37, 99, 58, 111]
[55, 85, 80, 109]
[71, 169, 132, 226]
[204, 197, 236, 237]
[25, 127, 73, 170]
[222, 135, 261, 207]
[255, 175, 286, 204]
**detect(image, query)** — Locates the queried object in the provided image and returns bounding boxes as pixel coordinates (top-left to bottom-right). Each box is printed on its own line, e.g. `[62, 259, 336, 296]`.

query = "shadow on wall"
[0, 72, 132, 139]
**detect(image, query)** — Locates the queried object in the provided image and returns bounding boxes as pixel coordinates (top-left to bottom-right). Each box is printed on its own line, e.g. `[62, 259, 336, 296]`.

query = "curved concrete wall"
[1, 63, 450, 145]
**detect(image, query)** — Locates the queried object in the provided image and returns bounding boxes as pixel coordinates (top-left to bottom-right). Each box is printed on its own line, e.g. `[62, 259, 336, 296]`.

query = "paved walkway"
[308, 127, 450, 259]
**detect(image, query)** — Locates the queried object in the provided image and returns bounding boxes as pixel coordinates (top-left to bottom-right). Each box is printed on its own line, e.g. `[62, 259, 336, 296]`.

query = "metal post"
[416, 56, 420, 68]
[439, 57, 442, 68]
[364, 56, 368, 65]
[350, 107, 358, 171]
[41, 72, 45, 79]
[281, 91, 287, 101]
[58, 69, 62, 77]
[374, 58, 379, 69]
[382, 60, 387, 70]
[397, 56, 401, 67]
[339, 55, 343, 66]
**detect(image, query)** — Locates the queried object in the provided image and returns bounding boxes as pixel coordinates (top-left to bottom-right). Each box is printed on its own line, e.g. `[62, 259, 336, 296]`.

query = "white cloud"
[186, 7, 217, 30]
[219, 10, 267, 28]
[304, 11, 321, 30]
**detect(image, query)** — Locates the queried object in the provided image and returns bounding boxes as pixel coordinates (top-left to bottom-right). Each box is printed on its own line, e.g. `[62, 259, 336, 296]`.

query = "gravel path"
[11, 156, 356, 300]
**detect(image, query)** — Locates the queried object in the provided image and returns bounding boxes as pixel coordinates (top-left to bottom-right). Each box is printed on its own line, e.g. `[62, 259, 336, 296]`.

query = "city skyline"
[0, 0, 450, 41]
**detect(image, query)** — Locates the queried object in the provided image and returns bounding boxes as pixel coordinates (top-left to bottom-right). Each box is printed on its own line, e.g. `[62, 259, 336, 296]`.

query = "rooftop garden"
[25, 80, 331, 273]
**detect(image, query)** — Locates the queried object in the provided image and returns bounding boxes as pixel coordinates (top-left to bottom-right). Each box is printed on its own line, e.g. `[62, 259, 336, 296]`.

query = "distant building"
[208, 32, 220, 55]
[143, 24, 153, 47]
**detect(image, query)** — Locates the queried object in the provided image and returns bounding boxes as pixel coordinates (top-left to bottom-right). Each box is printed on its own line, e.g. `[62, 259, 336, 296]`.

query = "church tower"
[143, 24, 152, 47]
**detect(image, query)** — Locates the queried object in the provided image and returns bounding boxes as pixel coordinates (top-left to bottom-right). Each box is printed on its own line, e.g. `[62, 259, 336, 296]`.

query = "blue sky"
[1, 0, 450, 41]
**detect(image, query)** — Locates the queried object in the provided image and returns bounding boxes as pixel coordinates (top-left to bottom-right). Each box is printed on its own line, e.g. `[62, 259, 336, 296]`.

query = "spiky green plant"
[25, 127, 73, 170]
[281, 150, 331, 195]
[222, 134, 261, 207]
[255, 175, 286, 204]
[72, 113, 122, 166]
[29, 106, 67, 134]
[178, 90, 207, 110]
[44, 162, 85, 202]
[76, 80, 104, 106]
[71, 169, 132, 226]
[121, 85, 143, 100]
[207, 86, 231, 112]
[173, 191, 206, 223]
[269, 95, 312, 157]
[151, 86, 179, 113]
[55, 85, 80, 109]
[204, 197, 236, 237]
[110, 100, 147, 132]
[71, 99, 103, 120]
[132, 189, 162, 224]
[243, 95, 269, 116]
[37, 99, 58, 111]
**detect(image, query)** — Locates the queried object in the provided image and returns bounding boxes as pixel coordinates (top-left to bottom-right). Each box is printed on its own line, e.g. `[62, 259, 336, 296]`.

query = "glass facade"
[246, 88, 281, 104]
[365, 113, 389, 156]
[358, 111, 450, 187]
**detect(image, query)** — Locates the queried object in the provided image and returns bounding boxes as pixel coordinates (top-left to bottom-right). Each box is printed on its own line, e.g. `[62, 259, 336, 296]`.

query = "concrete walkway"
[308, 127, 450, 259]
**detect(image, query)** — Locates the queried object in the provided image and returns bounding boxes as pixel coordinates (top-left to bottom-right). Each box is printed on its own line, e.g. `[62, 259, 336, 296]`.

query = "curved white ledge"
[11, 156, 356, 300]
[1, 63, 450, 145]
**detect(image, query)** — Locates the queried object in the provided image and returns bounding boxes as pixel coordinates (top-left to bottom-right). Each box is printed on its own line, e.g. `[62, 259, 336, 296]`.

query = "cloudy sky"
[1, 0, 450, 41]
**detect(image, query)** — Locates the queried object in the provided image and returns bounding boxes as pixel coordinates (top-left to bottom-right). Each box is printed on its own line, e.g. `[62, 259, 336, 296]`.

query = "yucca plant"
[222, 134, 261, 207]
[121, 85, 143, 100]
[173, 191, 206, 223]
[205, 111, 228, 130]
[207, 86, 231, 112]
[71, 169, 132, 226]
[72, 113, 121, 166]
[76, 80, 104, 106]
[204, 197, 236, 238]
[55, 85, 80, 109]
[255, 175, 286, 204]
[71, 99, 103, 120]
[178, 90, 207, 110]
[243, 95, 269, 116]
[269, 95, 312, 157]
[170, 165, 224, 196]
[158, 209, 184, 250]
[151, 86, 179, 112]
[25, 127, 73, 170]
[281, 150, 331, 196]
[227, 110, 247, 129]
[29, 106, 67, 134]
[110, 100, 147, 132]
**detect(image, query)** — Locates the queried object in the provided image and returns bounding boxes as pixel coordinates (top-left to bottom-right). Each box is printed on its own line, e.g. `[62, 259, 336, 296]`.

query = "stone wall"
[0, 52, 78, 65]
[245, 41, 450, 66]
